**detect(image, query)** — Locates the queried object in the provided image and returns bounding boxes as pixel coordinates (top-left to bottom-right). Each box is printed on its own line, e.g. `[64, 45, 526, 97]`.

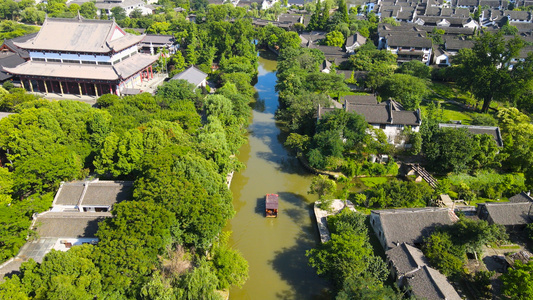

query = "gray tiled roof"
[0, 52, 25, 81]
[344, 95, 378, 105]
[141, 34, 174, 45]
[345, 100, 421, 126]
[444, 38, 475, 51]
[171, 65, 208, 87]
[481, 202, 533, 226]
[386, 33, 432, 48]
[347, 103, 390, 124]
[372, 207, 456, 249]
[55, 183, 85, 205]
[35, 212, 112, 238]
[438, 124, 503, 147]
[53, 180, 134, 208]
[407, 266, 462, 300]
[82, 182, 134, 206]
[386, 243, 427, 276]
[509, 192, 533, 203]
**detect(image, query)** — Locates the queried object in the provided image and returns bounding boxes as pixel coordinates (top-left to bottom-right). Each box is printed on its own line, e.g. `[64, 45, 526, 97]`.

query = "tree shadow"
[269, 235, 332, 300]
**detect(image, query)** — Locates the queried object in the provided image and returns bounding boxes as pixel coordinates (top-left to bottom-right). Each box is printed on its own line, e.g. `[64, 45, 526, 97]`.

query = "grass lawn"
[429, 82, 477, 106]
[420, 102, 474, 124]
[360, 177, 389, 188]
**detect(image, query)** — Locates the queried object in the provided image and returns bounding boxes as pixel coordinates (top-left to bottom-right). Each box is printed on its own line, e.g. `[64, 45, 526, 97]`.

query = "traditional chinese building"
[3, 16, 158, 97]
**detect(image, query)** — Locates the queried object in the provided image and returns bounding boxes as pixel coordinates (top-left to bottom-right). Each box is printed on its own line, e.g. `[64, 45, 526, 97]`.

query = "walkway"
[314, 199, 357, 243]
[29, 73, 168, 106]
[409, 164, 438, 188]
[0, 238, 57, 280]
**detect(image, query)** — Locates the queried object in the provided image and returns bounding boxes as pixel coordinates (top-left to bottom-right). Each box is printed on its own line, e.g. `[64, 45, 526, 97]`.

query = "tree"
[95, 201, 176, 294]
[80, 2, 97, 19]
[111, 6, 127, 21]
[496, 107, 533, 172]
[179, 259, 221, 300]
[210, 232, 249, 289]
[451, 32, 526, 112]
[429, 27, 445, 45]
[423, 231, 465, 277]
[324, 30, 344, 47]
[424, 127, 493, 174]
[308, 175, 336, 200]
[307, 0, 322, 31]
[377, 73, 428, 109]
[397, 60, 431, 79]
[336, 0, 349, 24]
[276, 91, 331, 133]
[501, 260, 533, 300]
[336, 276, 402, 300]
[307, 210, 388, 289]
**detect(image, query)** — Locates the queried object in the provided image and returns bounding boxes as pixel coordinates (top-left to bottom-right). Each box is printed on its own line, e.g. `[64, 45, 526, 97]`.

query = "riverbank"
[226, 52, 330, 299]
[314, 199, 357, 243]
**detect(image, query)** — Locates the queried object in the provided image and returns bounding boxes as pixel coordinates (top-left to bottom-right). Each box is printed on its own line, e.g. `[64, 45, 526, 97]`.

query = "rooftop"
[438, 124, 503, 147]
[34, 211, 112, 238]
[14, 17, 144, 53]
[386, 243, 427, 276]
[406, 266, 462, 300]
[171, 65, 208, 87]
[53, 180, 134, 208]
[372, 207, 457, 249]
[479, 202, 533, 226]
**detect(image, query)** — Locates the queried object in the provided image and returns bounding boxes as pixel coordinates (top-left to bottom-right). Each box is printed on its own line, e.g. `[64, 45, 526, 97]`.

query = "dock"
[313, 199, 356, 243]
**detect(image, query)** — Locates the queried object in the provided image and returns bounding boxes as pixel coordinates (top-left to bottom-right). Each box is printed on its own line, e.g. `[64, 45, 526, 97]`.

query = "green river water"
[225, 52, 330, 299]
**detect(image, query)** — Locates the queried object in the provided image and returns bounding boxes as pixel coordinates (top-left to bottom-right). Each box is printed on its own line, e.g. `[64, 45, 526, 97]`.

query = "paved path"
[314, 199, 357, 243]
[0, 238, 57, 280]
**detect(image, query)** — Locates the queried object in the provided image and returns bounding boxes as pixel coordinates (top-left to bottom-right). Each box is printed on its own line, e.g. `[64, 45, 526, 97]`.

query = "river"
[226, 52, 330, 299]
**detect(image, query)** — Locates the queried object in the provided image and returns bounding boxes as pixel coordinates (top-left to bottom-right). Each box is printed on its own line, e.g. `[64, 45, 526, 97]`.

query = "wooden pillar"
[94, 84, 98, 97]
[83, 83, 88, 95]
[59, 81, 64, 95]
[78, 82, 82, 97]
[20, 79, 25, 90]
[43, 80, 48, 94]
[28, 80, 34, 92]
[150, 65, 153, 78]
[65, 81, 70, 94]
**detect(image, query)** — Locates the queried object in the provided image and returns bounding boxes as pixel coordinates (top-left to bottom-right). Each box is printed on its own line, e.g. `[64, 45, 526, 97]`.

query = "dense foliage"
[0, 7, 257, 297]
[306, 210, 395, 297]
[423, 217, 507, 277]
[356, 179, 433, 208]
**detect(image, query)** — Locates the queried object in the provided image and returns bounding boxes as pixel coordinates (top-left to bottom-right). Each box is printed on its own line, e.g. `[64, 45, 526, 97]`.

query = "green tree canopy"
[377, 73, 428, 109]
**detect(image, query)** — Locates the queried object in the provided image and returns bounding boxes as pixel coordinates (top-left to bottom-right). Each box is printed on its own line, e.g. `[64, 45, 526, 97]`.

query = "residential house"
[94, 0, 153, 17]
[3, 16, 158, 97]
[370, 207, 459, 250]
[343, 96, 422, 145]
[320, 59, 332, 73]
[509, 191, 533, 203]
[51, 179, 134, 213]
[0, 179, 131, 278]
[477, 202, 533, 229]
[383, 32, 433, 65]
[140, 34, 176, 55]
[345, 33, 367, 54]
[171, 65, 208, 89]
[33, 211, 111, 251]
[387, 243, 461, 300]
[438, 123, 503, 147]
